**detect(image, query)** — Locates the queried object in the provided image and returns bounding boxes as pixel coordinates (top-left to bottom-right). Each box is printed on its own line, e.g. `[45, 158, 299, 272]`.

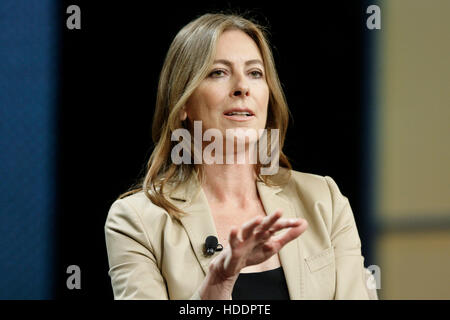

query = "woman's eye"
[209, 70, 226, 77]
[250, 70, 263, 78]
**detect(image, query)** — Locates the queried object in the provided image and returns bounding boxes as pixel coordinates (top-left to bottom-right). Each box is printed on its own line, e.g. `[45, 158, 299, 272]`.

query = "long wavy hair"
[119, 13, 292, 219]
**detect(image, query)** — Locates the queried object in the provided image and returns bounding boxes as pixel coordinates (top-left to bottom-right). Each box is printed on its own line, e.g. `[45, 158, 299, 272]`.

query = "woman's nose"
[231, 78, 250, 97]
[233, 88, 250, 97]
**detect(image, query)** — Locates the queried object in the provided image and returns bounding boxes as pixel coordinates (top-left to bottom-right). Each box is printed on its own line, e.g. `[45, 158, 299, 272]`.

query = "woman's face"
[184, 29, 269, 137]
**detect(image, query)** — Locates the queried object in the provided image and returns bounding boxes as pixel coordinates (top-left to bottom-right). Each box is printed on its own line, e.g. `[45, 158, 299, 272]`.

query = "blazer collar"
[256, 180, 304, 300]
[167, 169, 304, 300]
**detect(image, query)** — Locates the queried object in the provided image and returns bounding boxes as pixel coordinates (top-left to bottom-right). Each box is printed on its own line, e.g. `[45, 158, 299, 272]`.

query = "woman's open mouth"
[223, 109, 255, 121]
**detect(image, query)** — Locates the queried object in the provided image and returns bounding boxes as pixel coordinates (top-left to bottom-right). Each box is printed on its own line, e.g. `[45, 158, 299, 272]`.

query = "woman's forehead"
[214, 30, 263, 62]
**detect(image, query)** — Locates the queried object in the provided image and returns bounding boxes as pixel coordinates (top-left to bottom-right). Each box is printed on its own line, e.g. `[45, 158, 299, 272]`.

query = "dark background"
[56, 0, 374, 299]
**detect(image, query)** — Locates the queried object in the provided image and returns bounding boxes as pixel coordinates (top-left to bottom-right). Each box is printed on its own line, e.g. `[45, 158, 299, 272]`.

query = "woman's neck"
[200, 163, 259, 206]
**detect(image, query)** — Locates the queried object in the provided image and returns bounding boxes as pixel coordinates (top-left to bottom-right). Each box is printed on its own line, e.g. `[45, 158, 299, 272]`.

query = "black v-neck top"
[231, 267, 290, 300]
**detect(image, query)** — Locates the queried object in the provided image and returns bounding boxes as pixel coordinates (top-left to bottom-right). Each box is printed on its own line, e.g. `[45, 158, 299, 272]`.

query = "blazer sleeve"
[324, 176, 379, 300]
[104, 197, 202, 300]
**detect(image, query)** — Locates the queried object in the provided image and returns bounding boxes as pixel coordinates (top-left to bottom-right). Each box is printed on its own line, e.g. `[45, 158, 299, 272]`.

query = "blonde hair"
[119, 12, 292, 219]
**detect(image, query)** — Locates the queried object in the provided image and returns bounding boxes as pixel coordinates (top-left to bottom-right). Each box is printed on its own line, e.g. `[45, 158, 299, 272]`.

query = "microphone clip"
[204, 235, 224, 256]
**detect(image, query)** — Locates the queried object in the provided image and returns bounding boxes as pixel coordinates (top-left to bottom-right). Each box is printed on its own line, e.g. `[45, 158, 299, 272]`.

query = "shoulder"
[105, 191, 172, 231]
[279, 168, 344, 203]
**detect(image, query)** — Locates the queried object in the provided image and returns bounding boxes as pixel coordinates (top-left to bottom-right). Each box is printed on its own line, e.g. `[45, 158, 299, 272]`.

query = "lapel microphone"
[204, 235, 223, 256]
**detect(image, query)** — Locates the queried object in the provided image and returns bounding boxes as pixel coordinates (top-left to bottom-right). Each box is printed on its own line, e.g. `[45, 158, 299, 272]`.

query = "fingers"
[260, 210, 283, 230]
[228, 226, 240, 249]
[254, 210, 282, 238]
[225, 213, 308, 275]
[235, 210, 282, 243]
[241, 216, 263, 240]
[267, 217, 304, 234]
[229, 210, 308, 252]
[272, 219, 308, 249]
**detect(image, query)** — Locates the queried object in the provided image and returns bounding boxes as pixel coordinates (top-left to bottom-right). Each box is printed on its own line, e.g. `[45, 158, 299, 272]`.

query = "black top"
[231, 267, 290, 300]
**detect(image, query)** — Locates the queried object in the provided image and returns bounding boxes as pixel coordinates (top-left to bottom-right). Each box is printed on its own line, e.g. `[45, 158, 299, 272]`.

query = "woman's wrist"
[199, 251, 240, 300]
[199, 272, 237, 300]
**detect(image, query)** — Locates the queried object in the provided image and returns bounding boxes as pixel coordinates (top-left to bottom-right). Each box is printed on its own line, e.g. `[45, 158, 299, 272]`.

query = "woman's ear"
[179, 107, 187, 121]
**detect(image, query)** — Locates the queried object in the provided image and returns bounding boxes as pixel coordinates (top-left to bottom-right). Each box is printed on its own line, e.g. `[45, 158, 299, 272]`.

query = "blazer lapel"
[257, 181, 305, 300]
[168, 172, 219, 275]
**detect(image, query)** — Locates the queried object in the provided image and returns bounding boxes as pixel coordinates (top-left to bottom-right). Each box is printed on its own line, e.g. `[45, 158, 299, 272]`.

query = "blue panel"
[0, 0, 57, 299]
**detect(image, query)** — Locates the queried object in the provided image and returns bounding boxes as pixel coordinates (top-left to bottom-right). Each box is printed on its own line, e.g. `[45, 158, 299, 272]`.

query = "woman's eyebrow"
[212, 59, 264, 67]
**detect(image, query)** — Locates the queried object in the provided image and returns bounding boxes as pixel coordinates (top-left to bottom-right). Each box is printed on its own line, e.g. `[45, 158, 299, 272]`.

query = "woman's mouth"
[223, 109, 255, 121]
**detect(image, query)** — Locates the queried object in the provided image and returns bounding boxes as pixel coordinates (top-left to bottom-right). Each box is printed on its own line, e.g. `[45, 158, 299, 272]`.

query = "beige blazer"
[105, 169, 378, 300]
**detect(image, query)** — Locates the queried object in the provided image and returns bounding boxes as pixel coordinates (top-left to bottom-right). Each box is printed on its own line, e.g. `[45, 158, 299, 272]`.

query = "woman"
[105, 13, 378, 300]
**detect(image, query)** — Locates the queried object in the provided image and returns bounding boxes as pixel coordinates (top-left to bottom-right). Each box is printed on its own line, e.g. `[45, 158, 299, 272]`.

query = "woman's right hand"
[199, 209, 308, 300]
